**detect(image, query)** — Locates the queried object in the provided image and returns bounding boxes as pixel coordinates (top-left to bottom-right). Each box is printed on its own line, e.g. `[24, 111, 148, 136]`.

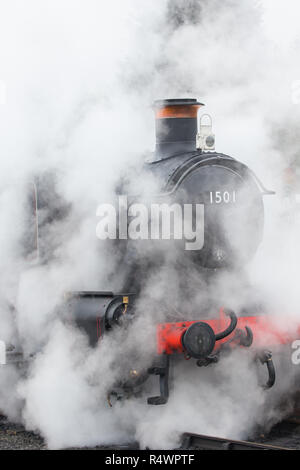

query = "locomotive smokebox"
[153, 98, 204, 160]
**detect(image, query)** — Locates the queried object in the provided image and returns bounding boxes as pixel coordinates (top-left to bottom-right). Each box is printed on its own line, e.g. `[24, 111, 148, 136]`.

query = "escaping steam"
[0, 0, 300, 449]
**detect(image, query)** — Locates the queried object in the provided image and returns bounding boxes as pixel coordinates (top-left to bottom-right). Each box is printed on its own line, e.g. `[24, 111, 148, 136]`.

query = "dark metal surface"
[180, 432, 292, 450]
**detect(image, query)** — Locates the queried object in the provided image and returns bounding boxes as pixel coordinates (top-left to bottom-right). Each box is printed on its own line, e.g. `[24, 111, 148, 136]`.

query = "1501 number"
[209, 191, 236, 204]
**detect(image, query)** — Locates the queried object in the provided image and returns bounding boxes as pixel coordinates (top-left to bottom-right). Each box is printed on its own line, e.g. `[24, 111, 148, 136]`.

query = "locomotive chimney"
[153, 98, 204, 160]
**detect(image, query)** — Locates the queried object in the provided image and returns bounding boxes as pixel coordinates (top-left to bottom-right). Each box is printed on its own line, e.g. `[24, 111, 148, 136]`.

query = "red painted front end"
[157, 308, 299, 355]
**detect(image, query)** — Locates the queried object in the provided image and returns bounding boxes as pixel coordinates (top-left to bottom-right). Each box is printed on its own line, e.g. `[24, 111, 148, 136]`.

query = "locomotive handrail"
[258, 350, 276, 389]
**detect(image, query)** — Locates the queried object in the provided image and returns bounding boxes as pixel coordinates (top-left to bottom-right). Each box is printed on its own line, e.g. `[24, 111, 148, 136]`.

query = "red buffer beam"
[156, 310, 300, 355]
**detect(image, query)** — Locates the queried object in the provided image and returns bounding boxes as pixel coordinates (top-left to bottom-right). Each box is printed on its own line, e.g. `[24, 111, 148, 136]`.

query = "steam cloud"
[0, 0, 300, 449]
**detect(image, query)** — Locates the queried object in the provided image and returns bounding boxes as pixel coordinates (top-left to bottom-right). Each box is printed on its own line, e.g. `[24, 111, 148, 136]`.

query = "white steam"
[0, 0, 300, 449]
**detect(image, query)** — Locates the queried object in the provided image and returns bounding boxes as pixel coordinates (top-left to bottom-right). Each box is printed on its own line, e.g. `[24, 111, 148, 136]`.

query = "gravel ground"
[0, 415, 139, 450]
[258, 421, 300, 449]
[1, 414, 300, 450]
[0, 416, 45, 450]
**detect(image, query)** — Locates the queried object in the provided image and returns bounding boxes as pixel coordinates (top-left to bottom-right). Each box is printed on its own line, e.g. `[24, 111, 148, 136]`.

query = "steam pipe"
[215, 310, 237, 341]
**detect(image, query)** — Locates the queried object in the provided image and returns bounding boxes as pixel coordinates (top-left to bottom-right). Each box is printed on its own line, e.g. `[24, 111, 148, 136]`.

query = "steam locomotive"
[6, 98, 300, 407]
[66, 99, 298, 405]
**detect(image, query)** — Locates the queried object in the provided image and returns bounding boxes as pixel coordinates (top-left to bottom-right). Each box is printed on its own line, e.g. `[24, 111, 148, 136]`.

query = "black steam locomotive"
[66, 98, 281, 405]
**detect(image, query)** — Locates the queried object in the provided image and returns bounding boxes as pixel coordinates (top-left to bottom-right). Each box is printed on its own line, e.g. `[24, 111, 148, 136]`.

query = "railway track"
[180, 432, 292, 450]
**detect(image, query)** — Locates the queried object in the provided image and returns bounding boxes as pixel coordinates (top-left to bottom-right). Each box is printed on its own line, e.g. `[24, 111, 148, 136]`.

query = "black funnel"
[153, 98, 204, 160]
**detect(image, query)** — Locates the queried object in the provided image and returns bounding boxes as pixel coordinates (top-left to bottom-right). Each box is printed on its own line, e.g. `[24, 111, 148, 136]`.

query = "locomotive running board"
[180, 432, 292, 450]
